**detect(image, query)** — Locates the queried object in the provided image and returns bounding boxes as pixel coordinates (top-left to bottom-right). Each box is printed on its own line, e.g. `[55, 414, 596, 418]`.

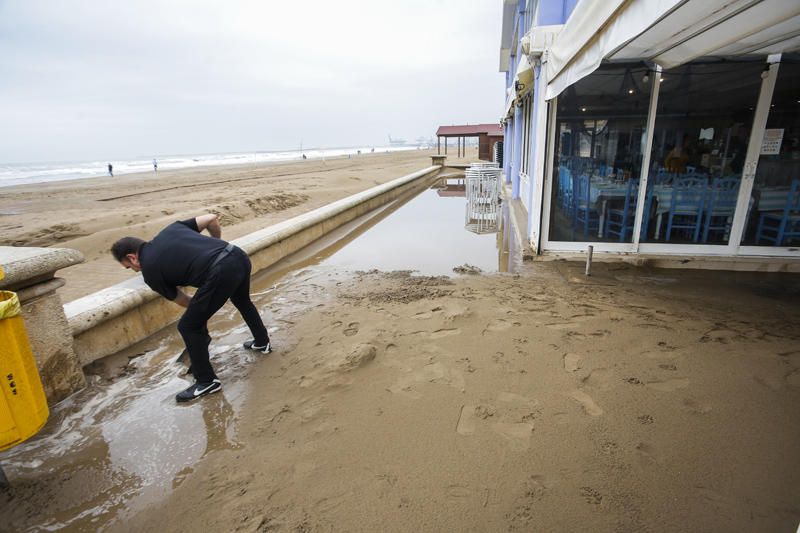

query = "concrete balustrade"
[65, 165, 441, 370]
[0, 247, 86, 404]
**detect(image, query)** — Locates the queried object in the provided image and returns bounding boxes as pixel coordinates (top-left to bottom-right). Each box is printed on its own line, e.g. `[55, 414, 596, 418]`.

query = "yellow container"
[0, 290, 49, 452]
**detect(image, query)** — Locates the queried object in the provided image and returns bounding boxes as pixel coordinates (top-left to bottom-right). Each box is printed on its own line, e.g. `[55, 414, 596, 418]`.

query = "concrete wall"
[66, 166, 441, 367]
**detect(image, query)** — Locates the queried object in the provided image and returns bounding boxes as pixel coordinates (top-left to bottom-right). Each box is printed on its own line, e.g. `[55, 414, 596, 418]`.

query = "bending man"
[111, 214, 271, 402]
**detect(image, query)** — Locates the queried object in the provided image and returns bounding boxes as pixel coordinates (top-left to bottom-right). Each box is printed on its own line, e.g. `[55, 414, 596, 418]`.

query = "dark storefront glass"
[549, 64, 650, 243]
[743, 55, 800, 246]
[641, 60, 764, 245]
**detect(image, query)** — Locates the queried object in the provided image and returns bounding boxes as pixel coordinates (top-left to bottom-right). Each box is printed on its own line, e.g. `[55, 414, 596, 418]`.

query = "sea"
[0, 145, 422, 188]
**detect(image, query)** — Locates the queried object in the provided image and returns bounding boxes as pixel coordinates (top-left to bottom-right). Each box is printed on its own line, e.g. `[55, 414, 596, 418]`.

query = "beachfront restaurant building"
[500, 0, 800, 267]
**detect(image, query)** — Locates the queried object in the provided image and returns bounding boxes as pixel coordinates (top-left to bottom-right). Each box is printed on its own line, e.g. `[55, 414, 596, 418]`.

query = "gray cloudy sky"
[0, 1, 504, 163]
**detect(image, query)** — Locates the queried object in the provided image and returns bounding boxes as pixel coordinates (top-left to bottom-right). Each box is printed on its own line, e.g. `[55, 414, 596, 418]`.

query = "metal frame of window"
[539, 54, 798, 258]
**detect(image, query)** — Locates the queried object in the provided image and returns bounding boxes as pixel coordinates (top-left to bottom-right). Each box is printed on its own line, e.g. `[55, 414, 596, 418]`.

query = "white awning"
[502, 86, 515, 120]
[545, 0, 800, 100]
[514, 53, 534, 96]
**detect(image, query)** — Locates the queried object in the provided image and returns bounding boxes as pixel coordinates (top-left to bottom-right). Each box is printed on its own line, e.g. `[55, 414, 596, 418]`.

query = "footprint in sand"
[545, 321, 580, 330]
[389, 362, 465, 398]
[563, 353, 582, 372]
[570, 390, 603, 416]
[580, 486, 603, 504]
[456, 405, 478, 435]
[635, 442, 662, 465]
[700, 328, 743, 344]
[442, 303, 472, 323]
[446, 484, 473, 500]
[492, 422, 534, 451]
[343, 322, 360, 336]
[431, 328, 461, 339]
[682, 398, 712, 414]
[582, 368, 614, 390]
[457, 393, 537, 451]
[645, 377, 689, 392]
[552, 412, 570, 425]
[483, 319, 515, 334]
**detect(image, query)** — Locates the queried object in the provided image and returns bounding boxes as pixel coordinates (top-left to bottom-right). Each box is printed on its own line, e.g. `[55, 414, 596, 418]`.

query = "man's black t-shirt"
[139, 218, 227, 300]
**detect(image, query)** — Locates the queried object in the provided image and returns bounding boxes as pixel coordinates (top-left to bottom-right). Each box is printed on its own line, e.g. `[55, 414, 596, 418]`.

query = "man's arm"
[195, 213, 221, 238]
[173, 289, 192, 308]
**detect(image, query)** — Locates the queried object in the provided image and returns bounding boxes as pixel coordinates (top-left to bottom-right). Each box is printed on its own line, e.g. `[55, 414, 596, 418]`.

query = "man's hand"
[195, 213, 222, 239]
[173, 290, 192, 308]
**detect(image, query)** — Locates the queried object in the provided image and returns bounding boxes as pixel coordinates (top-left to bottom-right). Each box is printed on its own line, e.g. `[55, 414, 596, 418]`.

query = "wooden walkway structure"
[435, 124, 503, 161]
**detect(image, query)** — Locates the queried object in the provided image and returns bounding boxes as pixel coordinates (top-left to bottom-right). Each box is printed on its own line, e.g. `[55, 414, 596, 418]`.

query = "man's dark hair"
[111, 237, 146, 261]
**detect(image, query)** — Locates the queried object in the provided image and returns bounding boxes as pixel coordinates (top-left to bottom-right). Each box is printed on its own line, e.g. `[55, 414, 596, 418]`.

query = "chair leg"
[666, 214, 673, 241]
[777, 219, 788, 246]
[692, 213, 702, 243]
[702, 212, 712, 243]
[755, 215, 766, 244]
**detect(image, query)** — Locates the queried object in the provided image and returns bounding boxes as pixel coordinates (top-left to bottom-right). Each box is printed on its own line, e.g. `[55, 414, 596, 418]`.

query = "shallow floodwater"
[0, 175, 519, 531]
[321, 178, 517, 275]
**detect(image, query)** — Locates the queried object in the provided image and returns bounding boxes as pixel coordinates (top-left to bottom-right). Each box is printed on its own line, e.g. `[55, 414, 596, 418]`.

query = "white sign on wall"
[760, 128, 784, 155]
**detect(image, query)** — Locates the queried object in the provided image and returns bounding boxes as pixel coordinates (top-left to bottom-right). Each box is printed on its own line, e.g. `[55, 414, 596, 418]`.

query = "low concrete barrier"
[65, 165, 440, 366]
[0, 247, 87, 403]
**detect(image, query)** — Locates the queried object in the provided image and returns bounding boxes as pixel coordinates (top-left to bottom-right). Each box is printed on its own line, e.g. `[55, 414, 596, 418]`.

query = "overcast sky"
[0, 1, 504, 163]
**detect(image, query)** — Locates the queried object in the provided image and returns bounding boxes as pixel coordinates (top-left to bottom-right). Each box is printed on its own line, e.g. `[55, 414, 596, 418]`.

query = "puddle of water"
[320, 178, 518, 275]
[0, 175, 520, 530]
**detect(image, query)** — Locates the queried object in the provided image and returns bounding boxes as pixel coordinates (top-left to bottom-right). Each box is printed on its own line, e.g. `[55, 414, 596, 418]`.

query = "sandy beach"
[0, 149, 441, 302]
[0, 154, 799, 531]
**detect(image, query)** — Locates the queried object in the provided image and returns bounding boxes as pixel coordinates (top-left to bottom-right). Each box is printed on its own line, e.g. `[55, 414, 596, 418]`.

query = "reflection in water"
[322, 176, 516, 275]
[0, 171, 520, 531]
[434, 176, 466, 198]
[0, 337, 249, 531]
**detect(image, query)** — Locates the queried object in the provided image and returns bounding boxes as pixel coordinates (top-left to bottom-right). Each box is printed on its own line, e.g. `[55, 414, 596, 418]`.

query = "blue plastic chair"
[572, 173, 599, 236]
[756, 179, 800, 246]
[702, 177, 741, 243]
[558, 166, 573, 210]
[605, 180, 639, 242]
[666, 177, 708, 242]
[652, 167, 674, 186]
[639, 182, 658, 240]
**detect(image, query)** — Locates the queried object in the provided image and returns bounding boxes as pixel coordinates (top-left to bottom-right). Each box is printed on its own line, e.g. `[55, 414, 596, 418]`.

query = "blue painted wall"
[504, 0, 577, 200]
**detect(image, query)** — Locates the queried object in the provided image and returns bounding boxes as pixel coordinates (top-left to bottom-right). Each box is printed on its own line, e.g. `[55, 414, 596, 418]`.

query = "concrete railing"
[65, 165, 440, 366]
[0, 247, 87, 404]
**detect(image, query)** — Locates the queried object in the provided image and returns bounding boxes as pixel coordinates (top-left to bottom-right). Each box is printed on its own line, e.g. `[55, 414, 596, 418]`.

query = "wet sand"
[1, 153, 799, 531]
[125, 264, 800, 532]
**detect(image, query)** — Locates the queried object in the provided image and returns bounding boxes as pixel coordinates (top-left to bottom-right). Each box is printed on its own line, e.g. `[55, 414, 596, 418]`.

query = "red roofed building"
[435, 123, 503, 162]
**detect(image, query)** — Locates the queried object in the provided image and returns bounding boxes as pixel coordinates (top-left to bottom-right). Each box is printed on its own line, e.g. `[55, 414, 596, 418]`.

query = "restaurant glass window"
[743, 55, 800, 247]
[641, 60, 764, 245]
[549, 63, 650, 243]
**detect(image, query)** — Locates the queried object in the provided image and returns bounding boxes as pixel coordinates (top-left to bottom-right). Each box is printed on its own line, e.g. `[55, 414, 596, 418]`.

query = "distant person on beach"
[302, 154, 307, 160]
[153, 158, 158, 172]
[108, 163, 113, 177]
[111, 214, 272, 403]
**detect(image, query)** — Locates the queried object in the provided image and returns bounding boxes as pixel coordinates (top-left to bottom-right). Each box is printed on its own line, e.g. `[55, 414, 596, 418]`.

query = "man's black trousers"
[177, 247, 269, 383]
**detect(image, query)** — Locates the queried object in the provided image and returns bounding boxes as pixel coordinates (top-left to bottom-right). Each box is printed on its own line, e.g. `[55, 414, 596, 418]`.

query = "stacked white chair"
[465, 162, 501, 234]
